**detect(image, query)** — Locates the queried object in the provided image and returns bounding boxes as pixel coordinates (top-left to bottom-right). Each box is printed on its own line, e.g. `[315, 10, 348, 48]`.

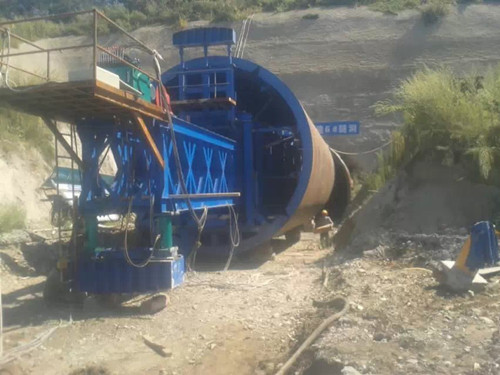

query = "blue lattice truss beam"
[77, 115, 239, 217]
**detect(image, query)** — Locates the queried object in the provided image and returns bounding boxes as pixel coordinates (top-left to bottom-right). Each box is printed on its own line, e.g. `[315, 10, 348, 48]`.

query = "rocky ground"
[307, 252, 500, 375]
[1, 163, 499, 375]
[299, 161, 500, 375]
[0, 234, 334, 375]
[1, 223, 500, 374]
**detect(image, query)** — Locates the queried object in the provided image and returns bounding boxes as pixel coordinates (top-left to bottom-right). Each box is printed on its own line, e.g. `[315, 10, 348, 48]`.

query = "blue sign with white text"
[316, 121, 360, 136]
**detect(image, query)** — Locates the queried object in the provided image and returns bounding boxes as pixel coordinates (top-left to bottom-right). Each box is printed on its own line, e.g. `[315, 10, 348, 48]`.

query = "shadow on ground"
[2, 287, 150, 328]
[1, 237, 307, 329]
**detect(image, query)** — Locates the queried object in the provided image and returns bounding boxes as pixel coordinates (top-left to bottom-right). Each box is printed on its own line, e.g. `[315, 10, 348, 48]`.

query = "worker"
[315, 209, 334, 249]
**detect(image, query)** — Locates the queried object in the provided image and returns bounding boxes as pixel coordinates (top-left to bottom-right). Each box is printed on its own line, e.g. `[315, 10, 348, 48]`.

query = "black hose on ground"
[275, 296, 349, 375]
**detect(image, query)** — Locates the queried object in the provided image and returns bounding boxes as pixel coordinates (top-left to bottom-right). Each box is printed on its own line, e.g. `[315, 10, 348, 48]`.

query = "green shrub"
[212, 5, 241, 22]
[374, 65, 500, 185]
[0, 0, 463, 39]
[9, 20, 63, 41]
[129, 10, 148, 28]
[364, 131, 407, 190]
[303, 13, 320, 19]
[370, 0, 420, 14]
[420, 0, 451, 24]
[175, 17, 189, 30]
[0, 107, 54, 163]
[0, 203, 26, 233]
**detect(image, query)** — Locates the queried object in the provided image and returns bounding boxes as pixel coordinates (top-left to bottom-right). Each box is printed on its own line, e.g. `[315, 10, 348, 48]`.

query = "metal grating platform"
[0, 79, 166, 123]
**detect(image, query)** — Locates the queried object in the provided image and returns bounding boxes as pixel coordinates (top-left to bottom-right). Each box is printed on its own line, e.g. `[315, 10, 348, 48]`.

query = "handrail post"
[93, 9, 98, 81]
[46, 51, 50, 81]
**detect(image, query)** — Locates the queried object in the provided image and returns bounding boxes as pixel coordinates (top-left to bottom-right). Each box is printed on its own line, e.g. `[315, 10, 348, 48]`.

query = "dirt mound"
[337, 162, 500, 258]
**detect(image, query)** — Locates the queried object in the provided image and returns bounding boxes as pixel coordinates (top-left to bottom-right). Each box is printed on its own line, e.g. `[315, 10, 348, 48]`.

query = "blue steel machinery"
[0, 24, 351, 298]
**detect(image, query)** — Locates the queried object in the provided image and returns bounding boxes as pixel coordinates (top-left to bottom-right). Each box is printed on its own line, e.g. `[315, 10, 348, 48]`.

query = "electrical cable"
[235, 14, 254, 59]
[187, 206, 208, 270]
[0, 28, 42, 92]
[237, 14, 253, 59]
[223, 205, 240, 271]
[123, 197, 158, 268]
[274, 296, 349, 375]
[151, 50, 210, 270]
[0, 29, 6, 86]
[152, 51, 204, 226]
[234, 18, 247, 58]
[333, 139, 393, 156]
[0, 324, 60, 366]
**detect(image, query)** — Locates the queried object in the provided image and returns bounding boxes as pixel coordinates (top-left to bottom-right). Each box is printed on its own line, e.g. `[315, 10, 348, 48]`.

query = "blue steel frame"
[159, 117, 236, 212]
[74, 115, 237, 293]
[73, 27, 241, 295]
[77, 117, 237, 217]
[169, 28, 237, 133]
[163, 56, 317, 253]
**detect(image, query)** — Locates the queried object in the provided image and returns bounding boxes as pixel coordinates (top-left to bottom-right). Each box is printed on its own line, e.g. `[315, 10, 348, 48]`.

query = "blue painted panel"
[173, 118, 235, 150]
[77, 252, 185, 293]
[173, 27, 236, 47]
[467, 221, 500, 270]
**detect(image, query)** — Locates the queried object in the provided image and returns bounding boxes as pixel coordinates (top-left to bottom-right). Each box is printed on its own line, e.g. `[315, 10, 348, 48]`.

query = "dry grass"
[368, 64, 500, 190]
[420, 0, 452, 24]
[0, 107, 54, 163]
[0, 203, 26, 233]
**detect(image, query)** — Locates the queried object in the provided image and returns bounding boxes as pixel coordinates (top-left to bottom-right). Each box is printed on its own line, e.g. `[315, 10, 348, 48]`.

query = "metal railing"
[0, 9, 162, 88]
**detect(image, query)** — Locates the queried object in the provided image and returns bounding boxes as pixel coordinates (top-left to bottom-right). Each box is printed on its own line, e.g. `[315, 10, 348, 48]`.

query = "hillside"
[0, 0, 456, 29]
[2, 3, 500, 227]
[101, 4, 500, 169]
[2, 5, 500, 375]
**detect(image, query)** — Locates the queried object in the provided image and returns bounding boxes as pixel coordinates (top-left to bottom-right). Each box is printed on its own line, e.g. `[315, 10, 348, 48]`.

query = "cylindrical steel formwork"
[163, 57, 351, 253]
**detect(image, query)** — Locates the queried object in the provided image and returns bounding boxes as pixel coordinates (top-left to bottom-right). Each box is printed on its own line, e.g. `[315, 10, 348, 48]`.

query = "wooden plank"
[94, 80, 165, 121]
[131, 112, 165, 170]
[0, 79, 166, 124]
[0, 81, 94, 100]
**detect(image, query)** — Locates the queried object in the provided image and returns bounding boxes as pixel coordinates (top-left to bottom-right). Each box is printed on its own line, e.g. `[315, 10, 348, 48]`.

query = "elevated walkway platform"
[0, 79, 165, 123]
[0, 10, 167, 124]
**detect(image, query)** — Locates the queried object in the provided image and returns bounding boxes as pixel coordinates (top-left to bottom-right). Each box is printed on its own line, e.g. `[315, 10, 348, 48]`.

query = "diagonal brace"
[131, 112, 165, 169]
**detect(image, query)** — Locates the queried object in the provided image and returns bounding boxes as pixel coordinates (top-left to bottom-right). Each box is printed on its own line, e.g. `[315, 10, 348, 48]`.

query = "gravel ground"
[0, 234, 332, 375]
[1, 228, 499, 375]
[308, 254, 500, 375]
